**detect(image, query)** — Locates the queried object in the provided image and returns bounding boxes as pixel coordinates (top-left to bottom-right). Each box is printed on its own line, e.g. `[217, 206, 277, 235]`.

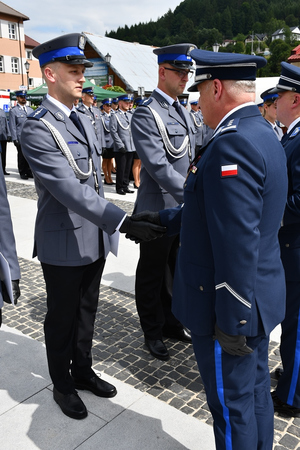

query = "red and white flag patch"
[221, 164, 238, 177]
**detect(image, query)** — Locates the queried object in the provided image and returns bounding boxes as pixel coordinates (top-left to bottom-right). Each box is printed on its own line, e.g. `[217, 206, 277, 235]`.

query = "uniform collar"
[46, 94, 72, 116]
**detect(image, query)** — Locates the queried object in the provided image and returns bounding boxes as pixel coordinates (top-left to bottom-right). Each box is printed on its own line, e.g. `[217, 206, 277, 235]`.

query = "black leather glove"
[120, 216, 166, 243]
[214, 324, 253, 356]
[12, 280, 20, 305]
[119, 147, 126, 154]
[130, 210, 161, 225]
[13, 140, 19, 147]
[2, 280, 20, 305]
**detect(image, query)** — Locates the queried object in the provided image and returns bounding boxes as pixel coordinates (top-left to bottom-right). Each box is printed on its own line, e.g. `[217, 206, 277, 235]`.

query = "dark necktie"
[173, 101, 186, 122]
[89, 107, 94, 118]
[281, 132, 289, 145]
[70, 111, 86, 138]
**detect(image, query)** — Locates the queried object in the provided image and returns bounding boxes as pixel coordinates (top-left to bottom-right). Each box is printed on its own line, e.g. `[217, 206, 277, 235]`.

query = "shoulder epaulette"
[290, 127, 300, 139]
[218, 118, 240, 135]
[141, 97, 153, 107]
[28, 107, 47, 120]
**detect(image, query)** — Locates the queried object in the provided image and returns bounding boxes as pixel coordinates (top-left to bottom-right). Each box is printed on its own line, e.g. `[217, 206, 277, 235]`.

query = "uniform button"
[285, 243, 290, 247]
[91, 150, 94, 154]
[199, 286, 204, 291]
[239, 320, 247, 325]
[77, 151, 80, 156]
[184, 183, 187, 188]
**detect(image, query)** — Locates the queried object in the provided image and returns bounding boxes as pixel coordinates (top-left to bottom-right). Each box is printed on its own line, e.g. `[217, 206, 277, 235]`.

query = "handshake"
[120, 211, 166, 243]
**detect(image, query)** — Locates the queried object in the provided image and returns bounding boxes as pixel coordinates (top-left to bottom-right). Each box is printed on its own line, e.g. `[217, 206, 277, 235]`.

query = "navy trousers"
[276, 280, 300, 407]
[192, 333, 273, 450]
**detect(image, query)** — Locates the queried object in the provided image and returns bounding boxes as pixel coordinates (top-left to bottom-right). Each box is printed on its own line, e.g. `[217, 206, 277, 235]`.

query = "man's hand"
[214, 324, 253, 356]
[130, 210, 161, 225]
[13, 140, 19, 147]
[120, 216, 166, 243]
[2, 280, 20, 305]
[12, 280, 20, 305]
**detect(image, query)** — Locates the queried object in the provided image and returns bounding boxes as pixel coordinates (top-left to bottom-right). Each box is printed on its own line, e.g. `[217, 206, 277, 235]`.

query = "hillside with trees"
[106, 0, 300, 76]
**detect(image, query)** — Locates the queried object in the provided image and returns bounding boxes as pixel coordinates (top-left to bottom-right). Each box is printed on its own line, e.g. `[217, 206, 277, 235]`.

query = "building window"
[0, 56, 4, 72]
[8, 23, 16, 40]
[26, 50, 32, 60]
[11, 57, 19, 74]
[28, 77, 33, 87]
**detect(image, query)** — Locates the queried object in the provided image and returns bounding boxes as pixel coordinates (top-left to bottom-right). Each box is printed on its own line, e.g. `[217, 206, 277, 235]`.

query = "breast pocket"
[166, 122, 186, 148]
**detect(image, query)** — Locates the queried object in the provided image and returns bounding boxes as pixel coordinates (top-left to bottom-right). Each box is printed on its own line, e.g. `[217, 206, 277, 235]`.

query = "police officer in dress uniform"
[109, 93, 135, 195]
[131, 44, 197, 360]
[0, 107, 11, 175]
[9, 90, 33, 179]
[20, 33, 165, 421]
[189, 99, 203, 148]
[100, 98, 115, 185]
[0, 164, 21, 327]
[260, 88, 283, 140]
[77, 86, 105, 149]
[269, 63, 300, 417]
[132, 50, 288, 449]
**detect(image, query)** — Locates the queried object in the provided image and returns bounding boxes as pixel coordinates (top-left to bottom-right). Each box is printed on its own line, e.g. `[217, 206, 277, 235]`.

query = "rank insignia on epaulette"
[29, 107, 47, 119]
[142, 98, 153, 106]
[290, 127, 300, 138]
[219, 118, 239, 134]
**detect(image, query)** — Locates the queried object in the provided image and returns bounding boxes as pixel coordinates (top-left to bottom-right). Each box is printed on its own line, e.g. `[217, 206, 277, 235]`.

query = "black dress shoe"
[124, 187, 134, 193]
[163, 327, 192, 343]
[53, 387, 87, 420]
[26, 173, 34, 178]
[20, 174, 28, 180]
[272, 391, 300, 417]
[4, 171, 10, 175]
[145, 338, 170, 361]
[73, 375, 117, 398]
[117, 189, 126, 195]
[104, 180, 114, 185]
[133, 183, 139, 189]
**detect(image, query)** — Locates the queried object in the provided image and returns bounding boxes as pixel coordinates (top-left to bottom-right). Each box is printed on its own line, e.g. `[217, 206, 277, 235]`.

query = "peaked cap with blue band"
[33, 33, 93, 68]
[118, 94, 134, 101]
[15, 90, 27, 97]
[260, 87, 278, 102]
[82, 87, 94, 94]
[270, 62, 300, 94]
[153, 43, 197, 69]
[102, 98, 112, 105]
[188, 49, 267, 92]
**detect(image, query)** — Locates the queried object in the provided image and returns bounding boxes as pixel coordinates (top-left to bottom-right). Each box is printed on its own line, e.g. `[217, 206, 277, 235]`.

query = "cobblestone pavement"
[4, 181, 300, 449]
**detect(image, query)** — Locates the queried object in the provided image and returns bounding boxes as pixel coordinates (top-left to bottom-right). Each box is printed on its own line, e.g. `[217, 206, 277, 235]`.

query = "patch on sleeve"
[221, 164, 238, 178]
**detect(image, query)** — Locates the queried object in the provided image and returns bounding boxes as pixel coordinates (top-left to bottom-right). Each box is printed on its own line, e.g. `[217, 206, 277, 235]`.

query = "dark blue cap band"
[38, 46, 85, 66]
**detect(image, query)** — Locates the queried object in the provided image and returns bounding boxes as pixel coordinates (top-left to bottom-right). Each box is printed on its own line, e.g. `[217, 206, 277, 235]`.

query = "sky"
[7, 0, 182, 44]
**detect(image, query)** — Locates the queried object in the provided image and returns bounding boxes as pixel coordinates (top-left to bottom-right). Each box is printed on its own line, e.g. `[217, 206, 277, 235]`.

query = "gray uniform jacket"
[109, 109, 135, 153]
[9, 104, 34, 141]
[0, 109, 10, 141]
[189, 109, 203, 147]
[101, 112, 114, 148]
[0, 167, 20, 308]
[21, 98, 125, 267]
[77, 104, 105, 149]
[131, 89, 196, 213]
